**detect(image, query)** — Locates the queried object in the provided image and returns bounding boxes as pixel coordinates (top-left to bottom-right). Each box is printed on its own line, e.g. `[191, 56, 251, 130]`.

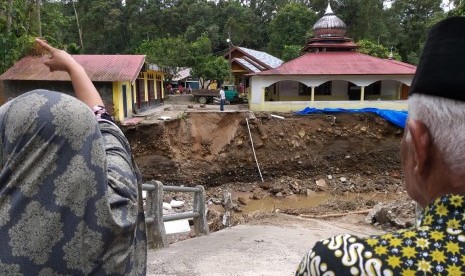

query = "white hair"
[408, 94, 465, 174]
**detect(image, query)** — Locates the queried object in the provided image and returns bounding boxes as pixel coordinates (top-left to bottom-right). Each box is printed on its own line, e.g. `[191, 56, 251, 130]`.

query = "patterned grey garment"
[0, 90, 147, 275]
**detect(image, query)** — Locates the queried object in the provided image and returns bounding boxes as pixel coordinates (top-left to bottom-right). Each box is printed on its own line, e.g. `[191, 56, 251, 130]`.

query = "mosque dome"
[312, 3, 347, 38]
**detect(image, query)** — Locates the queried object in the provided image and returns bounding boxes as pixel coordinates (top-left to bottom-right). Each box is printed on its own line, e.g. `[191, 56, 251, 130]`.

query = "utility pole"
[226, 30, 233, 83]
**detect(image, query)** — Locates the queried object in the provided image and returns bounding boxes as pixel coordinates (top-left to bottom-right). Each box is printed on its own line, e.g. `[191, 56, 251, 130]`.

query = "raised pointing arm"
[35, 38, 104, 108]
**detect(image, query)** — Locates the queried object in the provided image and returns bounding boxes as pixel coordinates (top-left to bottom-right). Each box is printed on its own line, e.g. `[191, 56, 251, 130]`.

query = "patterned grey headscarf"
[0, 90, 146, 275]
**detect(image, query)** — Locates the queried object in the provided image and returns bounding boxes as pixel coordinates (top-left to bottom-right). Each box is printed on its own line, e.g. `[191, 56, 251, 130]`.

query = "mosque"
[247, 3, 415, 112]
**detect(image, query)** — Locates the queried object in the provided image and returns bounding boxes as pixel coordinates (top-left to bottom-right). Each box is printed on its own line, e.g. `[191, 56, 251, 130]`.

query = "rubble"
[365, 201, 416, 229]
[125, 111, 410, 236]
[315, 179, 327, 189]
[170, 199, 185, 208]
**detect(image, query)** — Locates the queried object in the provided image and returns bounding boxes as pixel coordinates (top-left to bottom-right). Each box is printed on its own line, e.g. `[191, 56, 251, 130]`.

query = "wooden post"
[151, 180, 168, 248]
[193, 185, 209, 235]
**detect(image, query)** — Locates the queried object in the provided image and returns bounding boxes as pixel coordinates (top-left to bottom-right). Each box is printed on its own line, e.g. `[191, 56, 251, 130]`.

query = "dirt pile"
[125, 112, 403, 185]
[123, 111, 414, 232]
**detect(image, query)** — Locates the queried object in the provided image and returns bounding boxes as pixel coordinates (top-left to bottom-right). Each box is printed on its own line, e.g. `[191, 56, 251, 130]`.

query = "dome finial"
[326, 1, 334, 14]
[313, 1, 346, 38]
[303, 0, 357, 52]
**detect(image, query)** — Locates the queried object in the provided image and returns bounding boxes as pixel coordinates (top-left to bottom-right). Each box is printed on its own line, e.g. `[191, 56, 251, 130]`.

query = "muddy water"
[242, 192, 396, 213]
[243, 193, 332, 213]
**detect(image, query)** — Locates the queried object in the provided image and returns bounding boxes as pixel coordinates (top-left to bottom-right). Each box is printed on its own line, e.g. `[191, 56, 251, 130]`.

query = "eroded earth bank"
[122, 111, 416, 236]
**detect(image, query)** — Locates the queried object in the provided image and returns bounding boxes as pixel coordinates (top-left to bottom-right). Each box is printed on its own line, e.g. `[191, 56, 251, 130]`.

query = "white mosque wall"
[331, 80, 347, 96]
[381, 80, 399, 96]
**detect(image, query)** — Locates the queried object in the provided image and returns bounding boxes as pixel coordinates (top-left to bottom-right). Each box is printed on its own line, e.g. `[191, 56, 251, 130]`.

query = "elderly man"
[296, 16, 465, 275]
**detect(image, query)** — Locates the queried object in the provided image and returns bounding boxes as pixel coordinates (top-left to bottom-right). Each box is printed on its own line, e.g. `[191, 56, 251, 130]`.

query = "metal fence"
[143, 180, 209, 249]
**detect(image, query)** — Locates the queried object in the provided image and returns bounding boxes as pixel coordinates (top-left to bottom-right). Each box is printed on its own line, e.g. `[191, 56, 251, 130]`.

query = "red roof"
[255, 51, 416, 76]
[0, 55, 146, 82]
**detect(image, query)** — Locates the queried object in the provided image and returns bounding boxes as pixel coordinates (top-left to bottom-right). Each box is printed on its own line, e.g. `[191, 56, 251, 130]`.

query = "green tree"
[0, 0, 46, 73]
[41, 1, 74, 44]
[217, 0, 263, 50]
[5, 0, 14, 33]
[387, 0, 443, 64]
[5, 0, 449, 76]
[156, 0, 199, 38]
[189, 34, 212, 64]
[240, 0, 307, 51]
[334, 0, 389, 43]
[181, 1, 217, 41]
[190, 56, 230, 88]
[76, 0, 126, 53]
[268, 2, 317, 58]
[189, 34, 230, 87]
[281, 45, 302, 62]
[138, 36, 191, 67]
[138, 33, 229, 86]
[357, 39, 401, 60]
[123, 0, 151, 53]
[308, 0, 327, 15]
[137, 36, 192, 81]
[245, 0, 289, 24]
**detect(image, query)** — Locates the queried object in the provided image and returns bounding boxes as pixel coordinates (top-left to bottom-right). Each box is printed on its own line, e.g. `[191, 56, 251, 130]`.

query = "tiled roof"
[237, 47, 283, 69]
[0, 55, 146, 82]
[235, 58, 261, 73]
[256, 51, 416, 76]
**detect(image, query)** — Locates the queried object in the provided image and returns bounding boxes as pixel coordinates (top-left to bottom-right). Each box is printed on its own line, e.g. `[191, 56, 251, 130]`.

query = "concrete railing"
[143, 180, 209, 249]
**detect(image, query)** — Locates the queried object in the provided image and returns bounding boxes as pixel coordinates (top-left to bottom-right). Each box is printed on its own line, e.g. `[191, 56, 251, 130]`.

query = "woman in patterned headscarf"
[0, 39, 146, 275]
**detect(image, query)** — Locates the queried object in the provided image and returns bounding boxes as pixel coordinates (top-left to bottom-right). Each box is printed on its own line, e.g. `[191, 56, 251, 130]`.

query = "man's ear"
[407, 119, 432, 177]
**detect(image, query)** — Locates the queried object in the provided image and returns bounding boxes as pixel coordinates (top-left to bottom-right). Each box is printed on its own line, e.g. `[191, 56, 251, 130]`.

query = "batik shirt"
[296, 194, 465, 275]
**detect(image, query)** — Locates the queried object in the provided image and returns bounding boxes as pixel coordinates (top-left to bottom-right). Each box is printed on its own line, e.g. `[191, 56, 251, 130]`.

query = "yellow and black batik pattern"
[296, 194, 465, 275]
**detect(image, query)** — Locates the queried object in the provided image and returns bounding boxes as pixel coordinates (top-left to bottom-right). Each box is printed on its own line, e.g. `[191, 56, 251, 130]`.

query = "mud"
[122, 109, 414, 233]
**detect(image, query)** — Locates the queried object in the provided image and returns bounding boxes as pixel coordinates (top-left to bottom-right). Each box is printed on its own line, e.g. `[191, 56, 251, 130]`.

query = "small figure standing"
[219, 86, 225, 111]
[178, 84, 183, 95]
[188, 84, 192, 94]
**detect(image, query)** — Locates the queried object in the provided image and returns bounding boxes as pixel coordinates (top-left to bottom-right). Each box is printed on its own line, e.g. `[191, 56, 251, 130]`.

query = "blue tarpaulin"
[295, 107, 408, 128]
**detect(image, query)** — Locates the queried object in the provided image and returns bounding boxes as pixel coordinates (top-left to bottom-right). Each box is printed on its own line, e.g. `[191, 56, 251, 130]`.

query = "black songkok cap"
[409, 16, 465, 101]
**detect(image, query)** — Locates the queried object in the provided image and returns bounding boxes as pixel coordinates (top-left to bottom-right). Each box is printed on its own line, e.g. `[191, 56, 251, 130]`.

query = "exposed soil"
[122, 106, 415, 234]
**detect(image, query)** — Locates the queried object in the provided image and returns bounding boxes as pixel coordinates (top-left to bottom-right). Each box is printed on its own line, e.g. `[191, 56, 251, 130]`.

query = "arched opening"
[348, 81, 401, 101]
[314, 81, 333, 100]
[267, 80, 343, 101]
[348, 82, 362, 100]
[260, 79, 409, 102]
[263, 80, 352, 101]
[264, 80, 311, 102]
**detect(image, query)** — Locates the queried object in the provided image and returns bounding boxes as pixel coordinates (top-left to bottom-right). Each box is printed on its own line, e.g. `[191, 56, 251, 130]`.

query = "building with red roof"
[248, 3, 416, 112]
[0, 54, 166, 122]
